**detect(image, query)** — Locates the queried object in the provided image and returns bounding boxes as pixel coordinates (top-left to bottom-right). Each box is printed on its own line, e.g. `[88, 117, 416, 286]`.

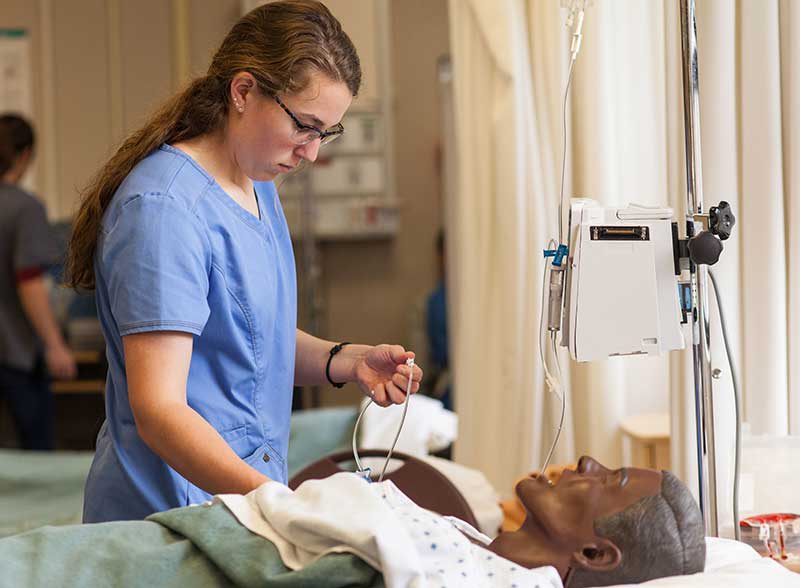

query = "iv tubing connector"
[547, 265, 566, 332]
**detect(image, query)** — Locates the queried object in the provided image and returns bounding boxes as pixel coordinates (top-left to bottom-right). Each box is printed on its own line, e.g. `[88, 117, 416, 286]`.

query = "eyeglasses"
[274, 95, 344, 146]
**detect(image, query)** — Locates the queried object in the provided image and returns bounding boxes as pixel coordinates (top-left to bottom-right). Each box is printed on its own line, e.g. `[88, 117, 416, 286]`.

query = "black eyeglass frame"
[274, 95, 344, 145]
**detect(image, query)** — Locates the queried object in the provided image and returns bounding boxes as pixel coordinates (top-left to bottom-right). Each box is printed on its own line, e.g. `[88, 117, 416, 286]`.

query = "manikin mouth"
[530, 473, 555, 488]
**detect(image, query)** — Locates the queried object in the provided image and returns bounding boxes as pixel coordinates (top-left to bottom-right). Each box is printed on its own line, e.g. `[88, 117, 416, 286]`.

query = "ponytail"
[65, 76, 225, 290]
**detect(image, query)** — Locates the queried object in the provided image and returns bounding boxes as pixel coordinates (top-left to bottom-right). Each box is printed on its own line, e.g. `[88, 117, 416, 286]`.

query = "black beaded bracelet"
[326, 342, 351, 388]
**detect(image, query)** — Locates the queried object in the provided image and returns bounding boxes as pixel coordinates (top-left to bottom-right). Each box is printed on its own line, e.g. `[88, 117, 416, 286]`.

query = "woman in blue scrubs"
[66, 0, 422, 523]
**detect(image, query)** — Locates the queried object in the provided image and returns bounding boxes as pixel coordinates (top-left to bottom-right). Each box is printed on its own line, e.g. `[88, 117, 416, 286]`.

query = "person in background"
[426, 229, 451, 410]
[0, 113, 77, 450]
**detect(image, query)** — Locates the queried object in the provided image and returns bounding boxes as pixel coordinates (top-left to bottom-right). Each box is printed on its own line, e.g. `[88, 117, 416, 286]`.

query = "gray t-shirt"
[0, 182, 60, 372]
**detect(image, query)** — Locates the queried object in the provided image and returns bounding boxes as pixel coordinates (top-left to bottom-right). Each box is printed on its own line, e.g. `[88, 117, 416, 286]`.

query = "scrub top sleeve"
[13, 197, 60, 270]
[102, 193, 211, 337]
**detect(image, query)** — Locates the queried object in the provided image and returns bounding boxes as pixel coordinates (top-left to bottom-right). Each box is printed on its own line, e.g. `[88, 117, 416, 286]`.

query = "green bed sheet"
[0, 501, 384, 588]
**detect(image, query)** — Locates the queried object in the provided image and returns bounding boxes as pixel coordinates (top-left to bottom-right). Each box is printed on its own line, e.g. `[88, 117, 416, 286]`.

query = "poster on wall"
[0, 29, 33, 116]
[0, 28, 36, 193]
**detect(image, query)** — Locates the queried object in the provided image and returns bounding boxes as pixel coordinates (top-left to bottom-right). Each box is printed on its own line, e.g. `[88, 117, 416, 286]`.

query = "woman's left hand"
[354, 345, 423, 407]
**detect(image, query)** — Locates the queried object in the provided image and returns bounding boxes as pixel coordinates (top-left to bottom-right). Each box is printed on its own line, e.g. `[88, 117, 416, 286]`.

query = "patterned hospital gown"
[219, 473, 562, 588]
[376, 480, 562, 588]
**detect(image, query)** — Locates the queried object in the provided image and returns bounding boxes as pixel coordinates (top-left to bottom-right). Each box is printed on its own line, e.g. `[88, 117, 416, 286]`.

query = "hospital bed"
[0, 484, 796, 587]
[0, 449, 93, 537]
[0, 406, 367, 539]
[1, 408, 796, 586]
[0, 407, 356, 538]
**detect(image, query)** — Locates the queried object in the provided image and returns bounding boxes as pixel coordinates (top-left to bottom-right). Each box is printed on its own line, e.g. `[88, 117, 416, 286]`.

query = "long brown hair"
[66, 0, 360, 290]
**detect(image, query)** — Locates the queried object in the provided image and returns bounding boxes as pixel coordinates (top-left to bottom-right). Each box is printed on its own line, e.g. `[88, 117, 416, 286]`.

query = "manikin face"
[489, 456, 662, 578]
[227, 69, 353, 181]
[517, 455, 663, 537]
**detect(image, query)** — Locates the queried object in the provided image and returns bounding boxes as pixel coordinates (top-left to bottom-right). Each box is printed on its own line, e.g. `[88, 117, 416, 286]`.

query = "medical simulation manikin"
[488, 456, 706, 587]
[0, 456, 706, 588]
[216, 454, 705, 588]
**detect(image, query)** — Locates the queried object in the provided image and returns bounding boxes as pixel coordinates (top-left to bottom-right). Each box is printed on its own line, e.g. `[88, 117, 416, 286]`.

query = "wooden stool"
[620, 412, 670, 470]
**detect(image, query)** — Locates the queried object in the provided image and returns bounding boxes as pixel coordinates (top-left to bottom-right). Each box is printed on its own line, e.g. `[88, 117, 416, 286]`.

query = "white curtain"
[446, 0, 800, 522]
[446, 0, 573, 498]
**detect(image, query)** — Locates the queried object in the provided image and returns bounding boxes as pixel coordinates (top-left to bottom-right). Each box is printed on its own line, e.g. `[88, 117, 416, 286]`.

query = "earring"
[233, 99, 243, 113]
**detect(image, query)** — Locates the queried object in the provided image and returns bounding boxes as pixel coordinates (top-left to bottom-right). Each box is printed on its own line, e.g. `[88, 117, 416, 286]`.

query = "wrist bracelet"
[326, 342, 351, 388]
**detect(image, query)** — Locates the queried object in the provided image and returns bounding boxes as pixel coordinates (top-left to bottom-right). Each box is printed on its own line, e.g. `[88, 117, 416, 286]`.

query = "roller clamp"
[543, 244, 569, 267]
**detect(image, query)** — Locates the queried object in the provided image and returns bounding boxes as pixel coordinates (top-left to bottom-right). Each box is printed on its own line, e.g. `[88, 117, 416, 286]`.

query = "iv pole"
[679, 0, 718, 536]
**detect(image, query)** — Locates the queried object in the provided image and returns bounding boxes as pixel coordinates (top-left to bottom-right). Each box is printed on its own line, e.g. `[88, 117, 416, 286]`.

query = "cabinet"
[242, 0, 397, 239]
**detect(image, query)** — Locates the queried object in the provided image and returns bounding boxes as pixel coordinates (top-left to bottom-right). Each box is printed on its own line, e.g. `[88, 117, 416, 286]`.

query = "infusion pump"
[560, 200, 685, 362]
[557, 198, 734, 362]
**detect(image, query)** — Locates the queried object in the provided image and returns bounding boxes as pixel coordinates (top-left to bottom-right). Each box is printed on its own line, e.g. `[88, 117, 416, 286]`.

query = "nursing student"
[66, 0, 423, 523]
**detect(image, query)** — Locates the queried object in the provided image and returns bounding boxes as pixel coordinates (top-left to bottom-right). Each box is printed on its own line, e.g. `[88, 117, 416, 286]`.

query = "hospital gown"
[218, 472, 561, 588]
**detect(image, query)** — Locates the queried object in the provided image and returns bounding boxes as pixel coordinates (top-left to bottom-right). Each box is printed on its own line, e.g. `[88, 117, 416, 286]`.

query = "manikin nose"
[577, 455, 610, 474]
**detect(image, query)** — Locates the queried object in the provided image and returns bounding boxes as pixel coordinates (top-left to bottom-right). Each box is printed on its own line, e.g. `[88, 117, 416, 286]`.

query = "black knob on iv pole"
[686, 201, 736, 266]
[687, 231, 723, 265]
[708, 201, 735, 240]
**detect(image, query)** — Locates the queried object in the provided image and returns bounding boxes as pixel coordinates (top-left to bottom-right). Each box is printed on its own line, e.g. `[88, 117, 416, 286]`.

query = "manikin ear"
[571, 537, 622, 572]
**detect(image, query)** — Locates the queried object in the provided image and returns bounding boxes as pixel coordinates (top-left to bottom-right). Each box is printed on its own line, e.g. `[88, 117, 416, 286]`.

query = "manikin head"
[488, 456, 706, 587]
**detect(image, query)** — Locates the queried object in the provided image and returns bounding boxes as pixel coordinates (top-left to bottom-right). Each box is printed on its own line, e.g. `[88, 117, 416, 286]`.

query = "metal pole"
[298, 169, 323, 408]
[679, 0, 718, 536]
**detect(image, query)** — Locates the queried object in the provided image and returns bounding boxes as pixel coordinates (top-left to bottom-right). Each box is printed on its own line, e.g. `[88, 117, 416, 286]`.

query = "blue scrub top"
[83, 145, 297, 523]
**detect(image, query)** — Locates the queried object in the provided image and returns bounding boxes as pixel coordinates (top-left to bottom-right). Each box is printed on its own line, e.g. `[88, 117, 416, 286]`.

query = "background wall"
[319, 0, 450, 405]
[0, 0, 449, 407]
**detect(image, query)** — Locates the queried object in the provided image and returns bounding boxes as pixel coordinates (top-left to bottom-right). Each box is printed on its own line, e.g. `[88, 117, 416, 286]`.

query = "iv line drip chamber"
[560, 200, 685, 362]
